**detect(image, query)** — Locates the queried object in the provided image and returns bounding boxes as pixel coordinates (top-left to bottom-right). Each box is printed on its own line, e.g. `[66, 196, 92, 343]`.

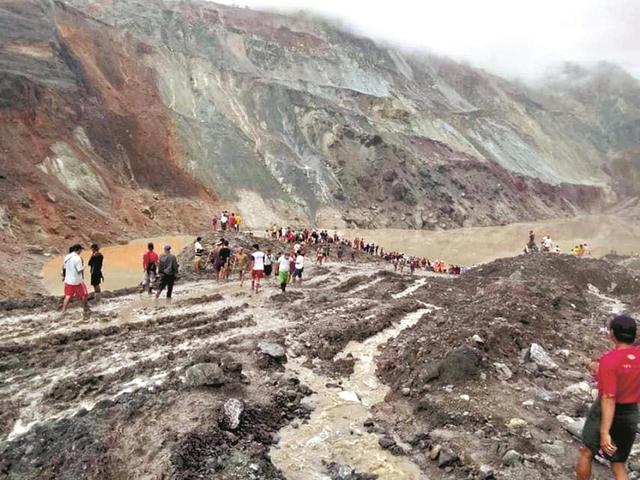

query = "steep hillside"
[0, 0, 639, 294]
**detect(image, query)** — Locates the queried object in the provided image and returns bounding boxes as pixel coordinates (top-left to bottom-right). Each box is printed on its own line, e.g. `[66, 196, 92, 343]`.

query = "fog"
[214, 0, 640, 80]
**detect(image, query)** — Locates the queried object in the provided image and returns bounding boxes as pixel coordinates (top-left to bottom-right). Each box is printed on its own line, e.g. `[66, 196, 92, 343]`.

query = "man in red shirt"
[577, 314, 640, 479]
[140, 242, 159, 295]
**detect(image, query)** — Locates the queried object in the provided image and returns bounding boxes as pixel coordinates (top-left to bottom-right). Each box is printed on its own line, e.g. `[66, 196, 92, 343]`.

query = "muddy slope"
[2, 251, 640, 479]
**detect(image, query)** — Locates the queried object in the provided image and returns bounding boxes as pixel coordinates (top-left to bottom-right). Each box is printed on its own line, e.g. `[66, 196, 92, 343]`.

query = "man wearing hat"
[577, 314, 640, 479]
[61, 244, 89, 314]
[156, 244, 179, 299]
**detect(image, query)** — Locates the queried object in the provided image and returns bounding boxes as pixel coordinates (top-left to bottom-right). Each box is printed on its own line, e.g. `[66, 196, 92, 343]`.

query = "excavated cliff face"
[0, 0, 639, 294]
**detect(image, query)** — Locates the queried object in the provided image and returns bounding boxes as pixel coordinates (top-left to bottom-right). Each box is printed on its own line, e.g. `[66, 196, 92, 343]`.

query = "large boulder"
[185, 363, 225, 387]
[527, 343, 559, 371]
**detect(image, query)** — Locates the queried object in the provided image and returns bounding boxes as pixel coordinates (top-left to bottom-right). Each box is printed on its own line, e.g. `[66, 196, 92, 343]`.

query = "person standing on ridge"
[141, 242, 159, 295]
[156, 245, 179, 300]
[218, 240, 231, 282]
[88, 243, 104, 300]
[193, 237, 204, 273]
[577, 314, 640, 480]
[61, 244, 89, 314]
[250, 243, 266, 293]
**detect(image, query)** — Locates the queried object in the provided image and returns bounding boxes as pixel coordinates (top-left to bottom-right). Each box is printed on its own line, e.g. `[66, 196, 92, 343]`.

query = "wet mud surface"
[2, 241, 640, 479]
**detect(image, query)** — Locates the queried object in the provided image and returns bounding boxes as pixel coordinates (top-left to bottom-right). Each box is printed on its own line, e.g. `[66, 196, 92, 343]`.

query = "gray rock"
[223, 398, 244, 430]
[556, 414, 585, 438]
[479, 464, 495, 479]
[502, 449, 523, 466]
[527, 343, 558, 371]
[258, 341, 286, 359]
[493, 362, 513, 380]
[437, 447, 458, 468]
[185, 363, 225, 387]
[378, 436, 396, 449]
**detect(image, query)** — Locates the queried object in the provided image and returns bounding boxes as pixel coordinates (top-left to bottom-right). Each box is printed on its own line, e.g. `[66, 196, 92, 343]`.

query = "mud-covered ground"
[1, 238, 640, 479]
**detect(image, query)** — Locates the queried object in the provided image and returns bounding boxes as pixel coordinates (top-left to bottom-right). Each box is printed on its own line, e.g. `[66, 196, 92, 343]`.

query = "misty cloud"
[215, 0, 640, 80]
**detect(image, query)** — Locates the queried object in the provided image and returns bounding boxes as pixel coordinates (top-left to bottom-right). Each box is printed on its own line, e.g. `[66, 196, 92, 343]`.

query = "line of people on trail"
[211, 210, 242, 233]
[524, 230, 591, 257]
[192, 236, 306, 293]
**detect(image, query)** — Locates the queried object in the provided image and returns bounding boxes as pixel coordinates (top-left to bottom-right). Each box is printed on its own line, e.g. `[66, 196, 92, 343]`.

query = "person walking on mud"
[234, 246, 249, 287]
[61, 244, 90, 314]
[156, 245, 179, 300]
[277, 251, 291, 293]
[88, 243, 104, 300]
[141, 242, 159, 295]
[193, 237, 205, 273]
[250, 244, 266, 293]
[577, 314, 640, 480]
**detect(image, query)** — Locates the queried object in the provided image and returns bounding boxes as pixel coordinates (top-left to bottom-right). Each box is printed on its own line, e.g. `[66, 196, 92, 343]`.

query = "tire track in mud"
[0, 279, 295, 442]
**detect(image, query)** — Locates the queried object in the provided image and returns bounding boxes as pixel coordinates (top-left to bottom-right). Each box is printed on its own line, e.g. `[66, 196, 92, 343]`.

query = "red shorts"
[64, 283, 88, 298]
[251, 270, 264, 280]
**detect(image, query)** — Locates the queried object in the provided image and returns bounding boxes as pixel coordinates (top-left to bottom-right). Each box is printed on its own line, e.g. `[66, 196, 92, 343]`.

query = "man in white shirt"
[62, 244, 89, 314]
[293, 252, 305, 283]
[220, 212, 228, 231]
[193, 237, 204, 273]
[250, 244, 266, 292]
[277, 251, 291, 292]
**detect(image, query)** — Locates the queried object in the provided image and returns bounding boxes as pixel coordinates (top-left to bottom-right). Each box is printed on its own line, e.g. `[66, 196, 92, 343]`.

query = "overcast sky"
[214, 0, 640, 80]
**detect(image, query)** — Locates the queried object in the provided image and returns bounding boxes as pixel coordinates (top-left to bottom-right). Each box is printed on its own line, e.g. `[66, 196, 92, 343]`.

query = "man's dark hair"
[610, 315, 637, 344]
[148, 242, 154, 250]
[196, 237, 202, 242]
[223, 240, 229, 246]
[70, 244, 83, 253]
[253, 244, 259, 250]
[91, 243, 99, 250]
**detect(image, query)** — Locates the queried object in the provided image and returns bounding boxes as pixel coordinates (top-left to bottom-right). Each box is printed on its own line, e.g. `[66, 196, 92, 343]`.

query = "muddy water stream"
[271, 305, 434, 480]
[40, 235, 193, 294]
[343, 214, 640, 265]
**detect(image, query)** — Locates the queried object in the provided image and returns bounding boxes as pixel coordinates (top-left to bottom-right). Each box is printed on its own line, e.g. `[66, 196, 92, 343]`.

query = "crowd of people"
[211, 210, 243, 232]
[524, 230, 591, 257]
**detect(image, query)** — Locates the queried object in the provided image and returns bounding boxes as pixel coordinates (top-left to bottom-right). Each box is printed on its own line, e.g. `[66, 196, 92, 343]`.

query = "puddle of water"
[342, 214, 640, 266]
[271, 308, 433, 480]
[40, 235, 194, 295]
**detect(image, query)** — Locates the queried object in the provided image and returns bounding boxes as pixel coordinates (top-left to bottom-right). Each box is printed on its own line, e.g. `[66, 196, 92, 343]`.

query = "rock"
[401, 387, 411, 396]
[493, 362, 513, 380]
[506, 418, 528, 429]
[527, 343, 558, 371]
[502, 449, 523, 466]
[424, 346, 482, 384]
[46, 192, 57, 203]
[338, 391, 360, 403]
[533, 388, 560, 403]
[141, 206, 153, 218]
[257, 341, 286, 359]
[26, 245, 44, 254]
[378, 436, 396, 450]
[563, 381, 592, 396]
[223, 398, 244, 430]
[471, 334, 484, 345]
[479, 464, 495, 479]
[541, 442, 565, 456]
[184, 363, 225, 387]
[556, 414, 585, 438]
[437, 447, 458, 468]
[65, 212, 77, 220]
[522, 400, 535, 408]
[460, 394, 470, 401]
[430, 444, 442, 460]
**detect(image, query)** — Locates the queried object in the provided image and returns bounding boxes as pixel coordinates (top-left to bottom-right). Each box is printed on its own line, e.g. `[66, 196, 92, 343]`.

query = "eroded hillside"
[1, 0, 640, 295]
